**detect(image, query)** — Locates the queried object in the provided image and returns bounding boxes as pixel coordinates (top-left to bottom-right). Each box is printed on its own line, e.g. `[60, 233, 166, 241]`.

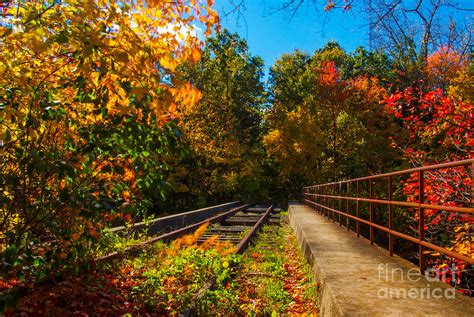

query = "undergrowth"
[4, 217, 319, 316]
[197, 217, 320, 315]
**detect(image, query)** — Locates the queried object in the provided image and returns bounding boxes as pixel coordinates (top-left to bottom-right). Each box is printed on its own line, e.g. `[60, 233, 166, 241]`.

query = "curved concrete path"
[289, 202, 474, 316]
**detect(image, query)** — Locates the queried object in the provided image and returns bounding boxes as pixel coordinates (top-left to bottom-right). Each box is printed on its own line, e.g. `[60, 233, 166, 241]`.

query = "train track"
[96, 203, 277, 263]
[98, 202, 279, 315]
[181, 204, 278, 316]
[197, 205, 278, 253]
[5, 203, 278, 313]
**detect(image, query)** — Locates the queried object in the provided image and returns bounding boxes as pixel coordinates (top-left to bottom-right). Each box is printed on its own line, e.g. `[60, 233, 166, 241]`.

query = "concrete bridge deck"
[288, 202, 474, 317]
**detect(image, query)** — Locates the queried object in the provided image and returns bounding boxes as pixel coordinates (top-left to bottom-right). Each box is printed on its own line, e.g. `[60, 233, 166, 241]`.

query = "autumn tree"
[383, 50, 473, 292]
[0, 0, 218, 292]
[264, 50, 320, 196]
[171, 30, 267, 206]
[425, 46, 470, 91]
[264, 43, 398, 196]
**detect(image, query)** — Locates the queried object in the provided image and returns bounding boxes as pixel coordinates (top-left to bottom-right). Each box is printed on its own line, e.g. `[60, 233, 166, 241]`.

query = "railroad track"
[98, 202, 279, 315]
[96, 203, 277, 262]
[197, 205, 279, 252]
[181, 204, 278, 316]
[5, 202, 279, 313]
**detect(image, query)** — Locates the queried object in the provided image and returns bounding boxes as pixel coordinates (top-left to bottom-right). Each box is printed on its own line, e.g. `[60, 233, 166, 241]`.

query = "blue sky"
[214, 0, 370, 71]
[214, 0, 473, 77]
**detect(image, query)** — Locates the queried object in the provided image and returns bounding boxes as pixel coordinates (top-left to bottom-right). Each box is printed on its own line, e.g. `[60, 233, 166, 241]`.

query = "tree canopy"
[0, 0, 473, 312]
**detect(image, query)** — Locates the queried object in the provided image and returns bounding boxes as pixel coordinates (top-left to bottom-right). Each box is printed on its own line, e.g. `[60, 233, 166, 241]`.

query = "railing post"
[388, 176, 394, 256]
[370, 179, 374, 245]
[313, 186, 316, 212]
[319, 186, 322, 214]
[308, 186, 311, 208]
[305, 187, 308, 206]
[304, 187, 306, 205]
[322, 186, 325, 217]
[332, 183, 336, 222]
[320, 185, 323, 215]
[356, 181, 360, 237]
[325, 185, 328, 218]
[346, 182, 350, 230]
[316, 186, 319, 213]
[327, 185, 330, 218]
[339, 182, 342, 226]
[308, 187, 311, 208]
[321, 186, 325, 217]
[314, 186, 316, 210]
[418, 171, 425, 275]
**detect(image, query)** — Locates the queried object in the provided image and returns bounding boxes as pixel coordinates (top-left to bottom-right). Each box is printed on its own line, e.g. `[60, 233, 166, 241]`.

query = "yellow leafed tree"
[0, 0, 218, 283]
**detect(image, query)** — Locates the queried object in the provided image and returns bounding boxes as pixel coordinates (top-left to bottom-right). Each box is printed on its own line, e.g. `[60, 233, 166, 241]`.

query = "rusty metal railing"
[303, 158, 473, 275]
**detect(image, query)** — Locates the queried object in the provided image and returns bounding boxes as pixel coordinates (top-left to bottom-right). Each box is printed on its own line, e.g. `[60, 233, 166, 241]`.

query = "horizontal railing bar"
[304, 199, 474, 265]
[303, 158, 473, 188]
[304, 193, 474, 214]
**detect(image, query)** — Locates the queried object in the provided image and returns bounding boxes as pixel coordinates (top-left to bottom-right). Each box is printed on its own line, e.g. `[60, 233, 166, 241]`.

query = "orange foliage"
[426, 46, 467, 86]
[171, 223, 235, 255]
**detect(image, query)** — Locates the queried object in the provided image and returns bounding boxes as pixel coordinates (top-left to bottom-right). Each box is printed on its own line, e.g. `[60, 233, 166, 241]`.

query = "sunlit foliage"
[0, 0, 218, 295]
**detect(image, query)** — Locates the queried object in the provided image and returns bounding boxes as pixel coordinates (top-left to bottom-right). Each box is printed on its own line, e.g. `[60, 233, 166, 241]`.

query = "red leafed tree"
[384, 84, 473, 293]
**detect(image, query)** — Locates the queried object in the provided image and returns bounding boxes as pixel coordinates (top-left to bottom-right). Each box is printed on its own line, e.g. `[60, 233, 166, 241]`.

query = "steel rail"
[303, 158, 473, 188]
[304, 199, 474, 265]
[6, 204, 256, 306]
[304, 193, 474, 214]
[96, 203, 255, 263]
[234, 204, 274, 254]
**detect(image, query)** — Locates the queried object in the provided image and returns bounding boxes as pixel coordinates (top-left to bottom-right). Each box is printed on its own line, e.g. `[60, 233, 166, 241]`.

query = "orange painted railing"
[303, 159, 473, 275]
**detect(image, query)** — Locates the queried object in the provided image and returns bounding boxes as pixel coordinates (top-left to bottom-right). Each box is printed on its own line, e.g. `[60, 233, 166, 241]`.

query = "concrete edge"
[288, 204, 343, 317]
[288, 202, 474, 317]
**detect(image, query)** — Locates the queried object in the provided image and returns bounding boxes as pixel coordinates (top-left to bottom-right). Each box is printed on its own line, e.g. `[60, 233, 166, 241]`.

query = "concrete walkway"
[288, 202, 474, 317]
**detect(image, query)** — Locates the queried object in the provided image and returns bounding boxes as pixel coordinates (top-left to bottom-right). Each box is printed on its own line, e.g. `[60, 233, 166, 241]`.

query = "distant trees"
[171, 30, 269, 207]
[264, 43, 400, 195]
